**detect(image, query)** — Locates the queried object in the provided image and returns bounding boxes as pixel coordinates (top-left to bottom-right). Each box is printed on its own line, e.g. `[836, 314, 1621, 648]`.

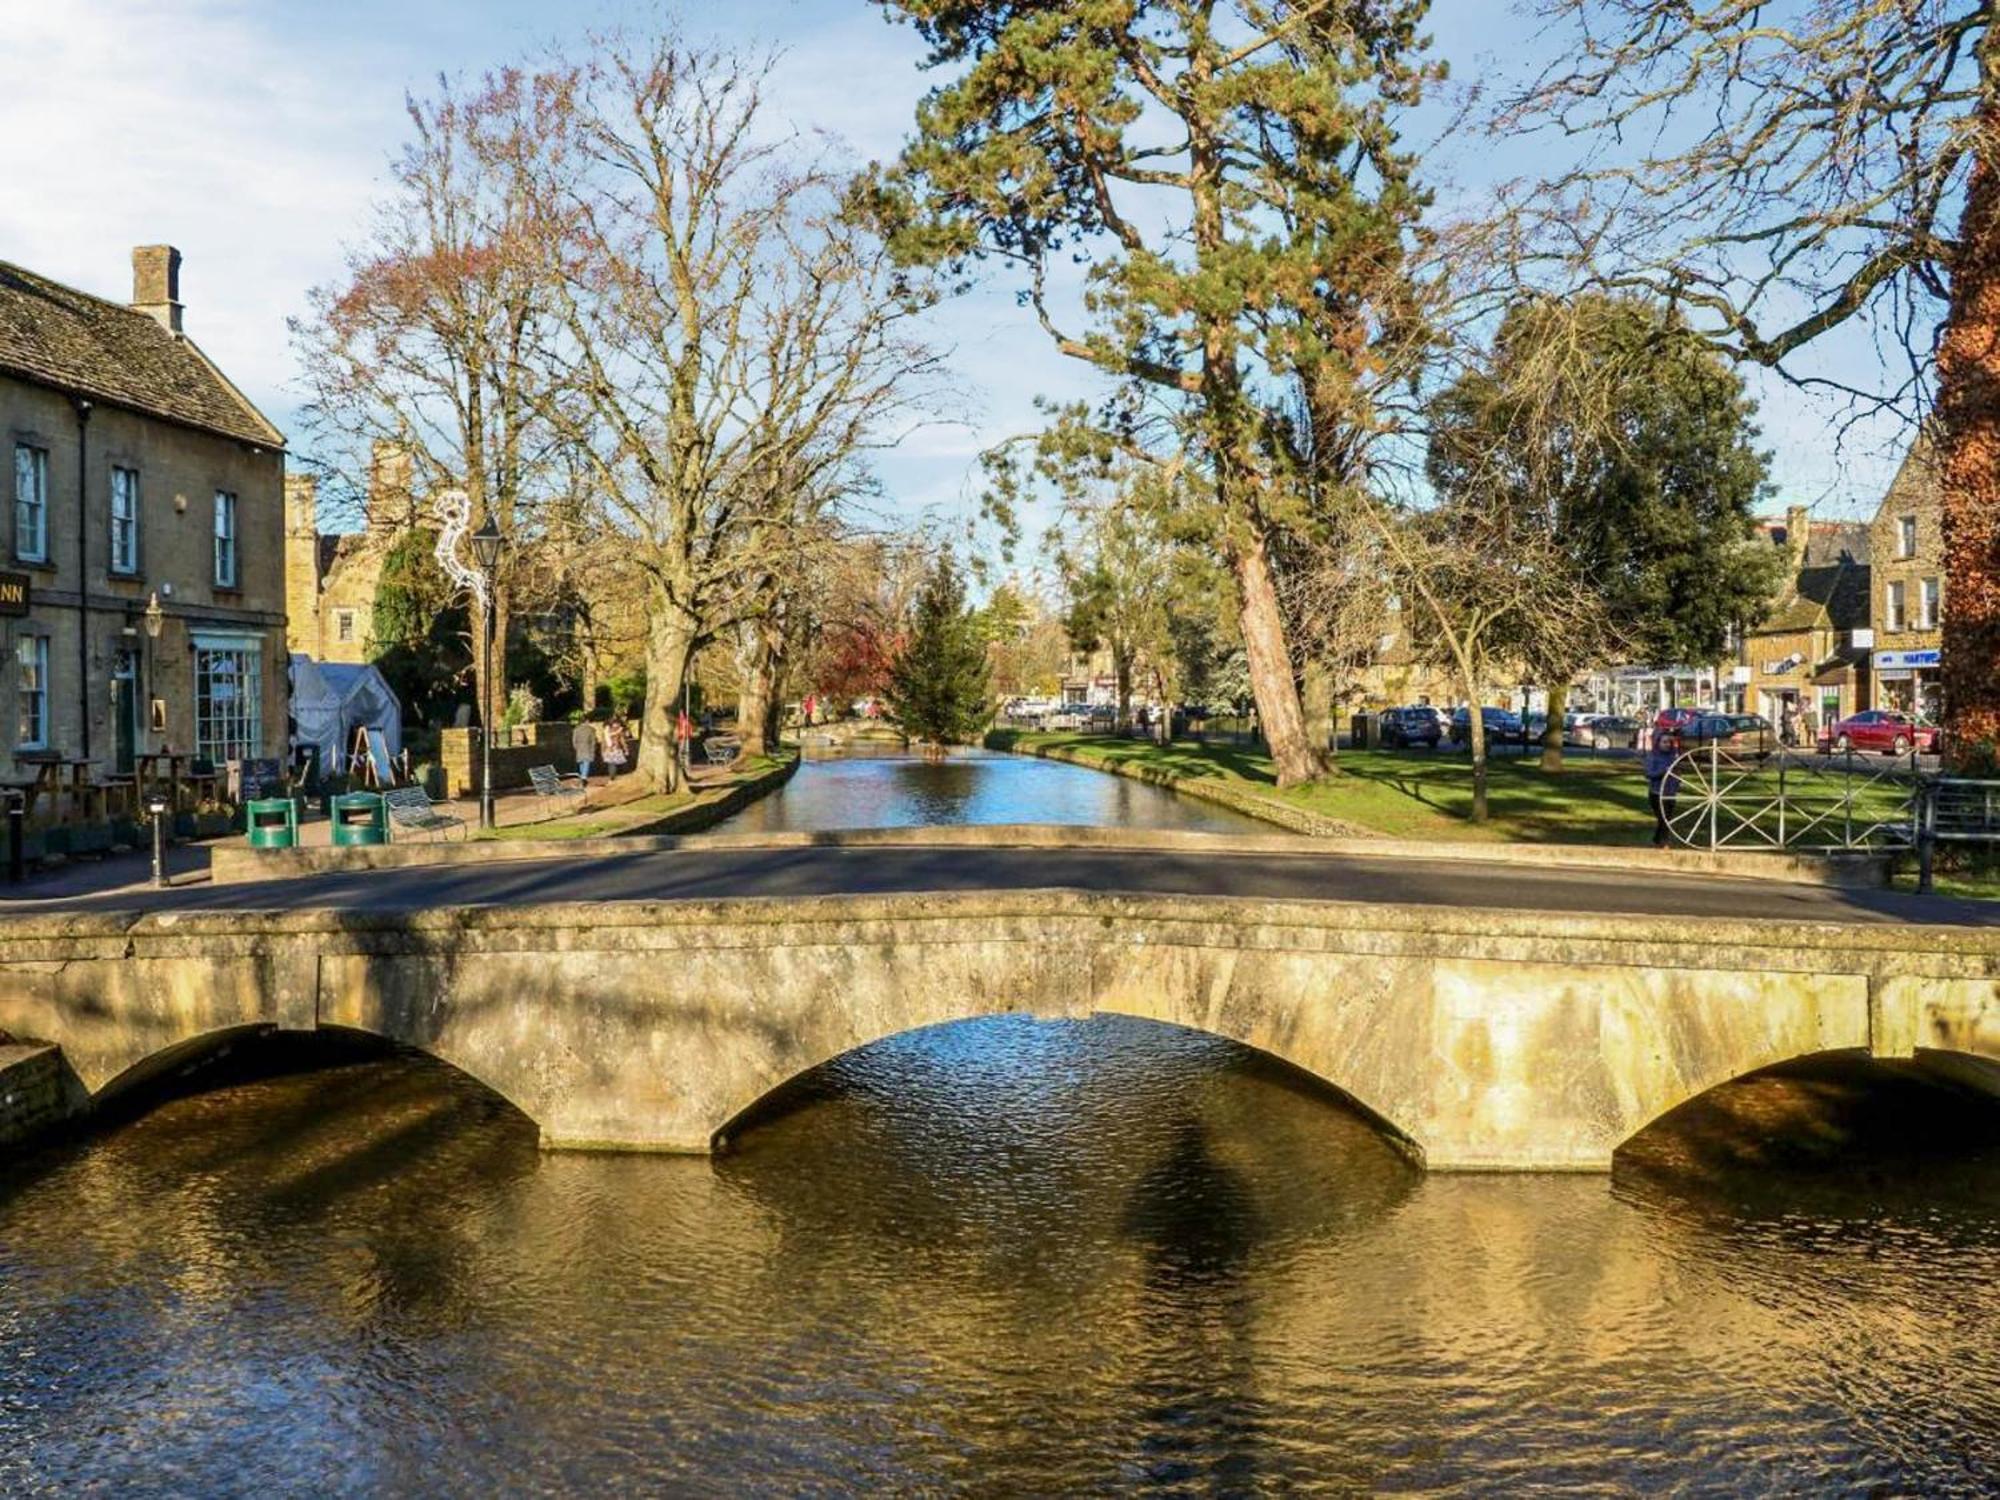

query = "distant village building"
[285, 442, 423, 665]
[1865, 437, 1943, 719]
[1738, 504, 1872, 734]
[0, 247, 288, 779]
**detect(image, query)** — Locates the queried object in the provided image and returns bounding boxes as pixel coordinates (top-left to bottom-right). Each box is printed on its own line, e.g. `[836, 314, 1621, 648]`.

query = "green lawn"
[987, 730, 1658, 844]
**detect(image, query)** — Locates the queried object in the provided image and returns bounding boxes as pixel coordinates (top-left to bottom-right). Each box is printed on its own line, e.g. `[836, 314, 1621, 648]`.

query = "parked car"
[1653, 707, 1704, 738]
[1381, 706, 1444, 748]
[1665, 713, 1777, 758]
[1819, 708, 1941, 757]
[1450, 706, 1526, 744]
[1576, 715, 1642, 750]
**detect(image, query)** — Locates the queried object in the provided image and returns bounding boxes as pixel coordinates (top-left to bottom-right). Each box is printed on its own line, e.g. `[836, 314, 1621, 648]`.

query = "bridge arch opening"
[88, 1026, 538, 1147]
[711, 1010, 1423, 1166]
[1614, 1048, 2000, 1183]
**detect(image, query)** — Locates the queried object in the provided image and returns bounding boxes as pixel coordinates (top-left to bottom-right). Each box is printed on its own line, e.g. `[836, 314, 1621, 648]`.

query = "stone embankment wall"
[0, 1044, 85, 1148]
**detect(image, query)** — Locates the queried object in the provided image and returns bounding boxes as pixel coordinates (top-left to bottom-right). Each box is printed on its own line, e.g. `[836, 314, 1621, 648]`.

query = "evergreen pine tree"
[886, 553, 991, 750]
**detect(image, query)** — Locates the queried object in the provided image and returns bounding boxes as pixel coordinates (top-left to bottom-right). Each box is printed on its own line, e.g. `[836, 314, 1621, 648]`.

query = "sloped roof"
[0, 260, 283, 448]
[1760, 557, 1872, 634]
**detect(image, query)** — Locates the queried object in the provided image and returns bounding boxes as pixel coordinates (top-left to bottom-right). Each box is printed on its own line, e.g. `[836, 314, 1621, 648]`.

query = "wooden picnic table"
[14, 757, 101, 825]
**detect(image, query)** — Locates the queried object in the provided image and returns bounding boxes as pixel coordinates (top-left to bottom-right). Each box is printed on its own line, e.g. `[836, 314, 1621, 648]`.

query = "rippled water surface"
[4, 1021, 1999, 1495]
[713, 747, 1269, 833]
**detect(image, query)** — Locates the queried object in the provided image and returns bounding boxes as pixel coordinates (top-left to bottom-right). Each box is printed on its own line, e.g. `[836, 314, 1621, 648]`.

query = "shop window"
[16, 633, 48, 748]
[195, 645, 261, 762]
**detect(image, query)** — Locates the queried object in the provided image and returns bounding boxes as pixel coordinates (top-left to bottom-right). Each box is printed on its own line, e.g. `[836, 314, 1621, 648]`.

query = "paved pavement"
[20, 843, 1992, 927]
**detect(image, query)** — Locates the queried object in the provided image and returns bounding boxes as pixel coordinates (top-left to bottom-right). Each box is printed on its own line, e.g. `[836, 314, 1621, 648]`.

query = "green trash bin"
[330, 792, 387, 847]
[246, 797, 298, 849]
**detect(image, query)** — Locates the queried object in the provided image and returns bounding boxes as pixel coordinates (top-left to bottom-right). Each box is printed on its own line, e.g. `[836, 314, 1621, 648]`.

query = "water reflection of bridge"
[4, 887, 1996, 1168]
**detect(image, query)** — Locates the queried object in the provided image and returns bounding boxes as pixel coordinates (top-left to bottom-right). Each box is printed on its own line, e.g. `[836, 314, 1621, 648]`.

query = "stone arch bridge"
[2, 891, 1997, 1169]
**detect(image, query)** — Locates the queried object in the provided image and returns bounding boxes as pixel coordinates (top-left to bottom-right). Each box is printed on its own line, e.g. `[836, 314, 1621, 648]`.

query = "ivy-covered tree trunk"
[1939, 47, 2000, 762]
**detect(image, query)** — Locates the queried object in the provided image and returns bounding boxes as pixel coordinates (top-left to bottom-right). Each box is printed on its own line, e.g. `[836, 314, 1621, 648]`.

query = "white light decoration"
[433, 487, 489, 610]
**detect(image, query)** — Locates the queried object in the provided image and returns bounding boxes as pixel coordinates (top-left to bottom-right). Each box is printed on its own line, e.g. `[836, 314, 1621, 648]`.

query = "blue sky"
[1, 0, 1916, 543]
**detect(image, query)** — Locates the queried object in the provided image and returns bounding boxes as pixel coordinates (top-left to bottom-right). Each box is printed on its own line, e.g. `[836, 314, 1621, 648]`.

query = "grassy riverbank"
[986, 730, 1655, 844]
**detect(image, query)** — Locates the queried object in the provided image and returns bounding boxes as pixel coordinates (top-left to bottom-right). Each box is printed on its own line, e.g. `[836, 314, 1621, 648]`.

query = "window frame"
[109, 464, 141, 577]
[15, 632, 49, 749]
[1919, 576, 1941, 630]
[1897, 515, 1918, 558]
[14, 443, 48, 564]
[335, 608, 356, 645]
[212, 490, 238, 589]
[194, 643, 262, 763]
[1885, 579, 1906, 631]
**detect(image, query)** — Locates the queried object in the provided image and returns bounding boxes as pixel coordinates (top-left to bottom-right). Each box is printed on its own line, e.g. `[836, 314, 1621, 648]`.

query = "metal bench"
[384, 786, 469, 842]
[527, 764, 586, 817]
[701, 735, 742, 767]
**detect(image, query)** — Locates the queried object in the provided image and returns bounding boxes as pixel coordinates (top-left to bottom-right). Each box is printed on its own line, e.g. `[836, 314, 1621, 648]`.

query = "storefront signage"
[1872, 648, 1940, 670]
[0, 571, 27, 617]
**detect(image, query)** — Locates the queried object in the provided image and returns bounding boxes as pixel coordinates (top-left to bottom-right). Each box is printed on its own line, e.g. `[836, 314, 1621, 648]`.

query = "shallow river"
[3, 1020, 1998, 1495]
[712, 746, 1269, 834]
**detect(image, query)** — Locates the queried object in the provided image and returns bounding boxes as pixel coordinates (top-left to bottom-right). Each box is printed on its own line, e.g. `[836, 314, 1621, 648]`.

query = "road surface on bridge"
[28, 843, 1994, 927]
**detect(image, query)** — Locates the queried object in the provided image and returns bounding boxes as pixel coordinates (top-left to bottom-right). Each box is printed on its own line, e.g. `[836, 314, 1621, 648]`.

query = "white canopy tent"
[289, 655, 402, 780]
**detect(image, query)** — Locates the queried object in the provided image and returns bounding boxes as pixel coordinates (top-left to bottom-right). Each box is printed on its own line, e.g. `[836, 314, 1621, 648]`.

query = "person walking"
[1644, 729, 1682, 849]
[572, 715, 599, 790]
[602, 716, 630, 779]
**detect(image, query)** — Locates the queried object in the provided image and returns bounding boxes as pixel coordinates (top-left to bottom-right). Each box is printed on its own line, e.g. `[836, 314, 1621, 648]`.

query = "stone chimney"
[367, 440, 416, 531]
[131, 245, 184, 334]
[1784, 503, 1811, 572]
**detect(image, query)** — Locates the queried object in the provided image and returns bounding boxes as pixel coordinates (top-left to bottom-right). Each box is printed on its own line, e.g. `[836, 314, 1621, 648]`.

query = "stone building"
[285, 442, 422, 665]
[1865, 437, 1944, 718]
[1, 247, 287, 781]
[1738, 505, 1872, 734]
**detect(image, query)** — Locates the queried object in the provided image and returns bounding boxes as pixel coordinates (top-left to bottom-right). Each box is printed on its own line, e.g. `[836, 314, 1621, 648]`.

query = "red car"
[1820, 709, 1941, 757]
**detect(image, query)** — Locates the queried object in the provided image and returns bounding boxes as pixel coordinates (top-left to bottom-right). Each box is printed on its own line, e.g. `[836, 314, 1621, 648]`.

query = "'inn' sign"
[0, 571, 27, 617]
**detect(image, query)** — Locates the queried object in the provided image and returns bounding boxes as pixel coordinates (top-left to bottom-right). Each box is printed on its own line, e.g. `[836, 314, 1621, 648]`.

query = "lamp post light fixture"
[470, 516, 503, 830]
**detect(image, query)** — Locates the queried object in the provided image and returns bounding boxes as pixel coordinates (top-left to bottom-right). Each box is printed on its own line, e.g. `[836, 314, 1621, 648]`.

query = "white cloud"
[0, 0, 412, 438]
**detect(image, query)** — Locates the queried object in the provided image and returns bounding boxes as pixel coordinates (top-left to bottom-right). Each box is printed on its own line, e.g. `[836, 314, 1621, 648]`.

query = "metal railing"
[1663, 744, 1924, 854]
[1664, 743, 1998, 891]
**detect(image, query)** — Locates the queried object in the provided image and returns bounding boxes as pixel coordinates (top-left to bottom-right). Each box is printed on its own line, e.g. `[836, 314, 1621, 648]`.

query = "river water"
[713, 746, 1269, 834]
[4, 752, 1999, 1493]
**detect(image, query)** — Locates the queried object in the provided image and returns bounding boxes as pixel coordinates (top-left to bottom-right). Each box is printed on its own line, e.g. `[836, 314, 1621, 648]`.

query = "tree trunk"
[1467, 702, 1489, 823]
[1937, 55, 2000, 763]
[471, 588, 510, 729]
[638, 597, 697, 793]
[1230, 524, 1328, 787]
[1114, 645, 1133, 733]
[737, 621, 777, 758]
[1539, 679, 1569, 773]
[1302, 660, 1336, 763]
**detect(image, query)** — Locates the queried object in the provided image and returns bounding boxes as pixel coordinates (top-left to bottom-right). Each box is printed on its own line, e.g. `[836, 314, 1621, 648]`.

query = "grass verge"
[987, 729, 1665, 845]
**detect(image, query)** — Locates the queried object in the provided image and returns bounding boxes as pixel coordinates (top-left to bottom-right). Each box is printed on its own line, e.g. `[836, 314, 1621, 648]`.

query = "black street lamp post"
[470, 517, 503, 830]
